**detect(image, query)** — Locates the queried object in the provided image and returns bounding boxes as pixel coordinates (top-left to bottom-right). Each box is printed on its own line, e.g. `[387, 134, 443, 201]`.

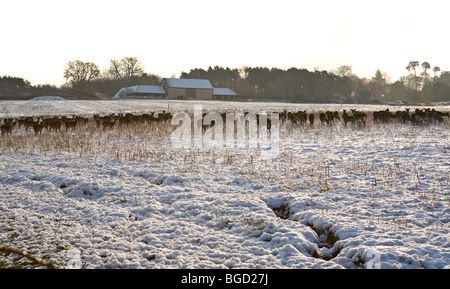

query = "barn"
[213, 88, 239, 101]
[113, 85, 165, 99]
[161, 78, 214, 100]
[114, 78, 238, 101]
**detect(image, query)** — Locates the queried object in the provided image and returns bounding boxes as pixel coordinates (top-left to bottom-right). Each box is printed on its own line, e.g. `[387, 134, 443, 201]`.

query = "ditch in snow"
[267, 196, 341, 261]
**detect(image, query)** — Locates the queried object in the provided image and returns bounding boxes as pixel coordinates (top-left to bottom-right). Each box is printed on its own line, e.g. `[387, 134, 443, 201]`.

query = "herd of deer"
[0, 111, 172, 136]
[0, 108, 448, 136]
[279, 107, 448, 128]
[279, 109, 368, 127]
[373, 108, 449, 124]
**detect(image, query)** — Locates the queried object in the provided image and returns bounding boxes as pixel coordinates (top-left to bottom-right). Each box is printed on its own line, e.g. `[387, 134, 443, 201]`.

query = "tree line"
[1, 57, 449, 103]
[180, 63, 449, 103]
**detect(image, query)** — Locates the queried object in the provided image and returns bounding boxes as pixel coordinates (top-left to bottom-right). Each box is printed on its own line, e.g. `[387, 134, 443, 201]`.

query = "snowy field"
[0, 100, 449, 269]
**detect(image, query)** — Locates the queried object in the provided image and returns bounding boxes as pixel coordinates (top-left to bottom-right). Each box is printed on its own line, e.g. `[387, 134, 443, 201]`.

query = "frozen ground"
[0, 100, 449, 269]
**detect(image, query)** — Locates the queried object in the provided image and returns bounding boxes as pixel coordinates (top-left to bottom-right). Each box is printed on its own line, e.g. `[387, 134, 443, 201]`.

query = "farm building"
[113, 85, 166, 99]
[213, 88, 239, 101]
[113, 78, 238, 101]
[161, 78, 214, 100]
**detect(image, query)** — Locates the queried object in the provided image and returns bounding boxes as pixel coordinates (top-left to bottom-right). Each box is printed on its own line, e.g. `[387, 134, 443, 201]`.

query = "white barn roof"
[213, 88, 237, 96]
[113, 85, 165, 99]
[133, 85, 166, 94]
[163, 78, 213, 89]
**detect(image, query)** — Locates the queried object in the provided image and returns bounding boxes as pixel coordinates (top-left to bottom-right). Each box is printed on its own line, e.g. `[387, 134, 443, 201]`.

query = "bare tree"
[108, 57, 144, 81]
[63, 60, 100, 86]
[332, 65, 353, 77]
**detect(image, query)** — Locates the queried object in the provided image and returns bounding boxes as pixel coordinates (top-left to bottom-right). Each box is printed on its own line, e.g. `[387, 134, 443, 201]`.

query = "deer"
[350, 109, 367, 128]
[61, 116, 78, 132]
[319, 113, 328, 125]
[48, 119, 62, 132]
[431, 110, 449, 123]
[298, 111, 307, 125]
[1, 120, 15, 136]
[309, 113, 315, 126]
[33, 121, 44, 135]
[342, 110, 355, 126]
[23, 119, 39, 133]
[333, 111, 340, 122]
[118, 114, 133, 127]
[102, 119, 116, 129]
[326, 110, 338, 125]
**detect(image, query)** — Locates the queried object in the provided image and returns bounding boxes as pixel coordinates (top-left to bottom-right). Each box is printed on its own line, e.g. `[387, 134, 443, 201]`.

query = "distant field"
[1, 99, 449, 118]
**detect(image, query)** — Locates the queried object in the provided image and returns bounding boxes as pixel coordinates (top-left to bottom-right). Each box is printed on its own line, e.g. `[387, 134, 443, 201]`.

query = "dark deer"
[326, 111, 337, 124]
[431, 110, 449, 123]
[298, 111, 307, 125]
[1, 120, 15, 136]
[342, 110, 355, 126]
[61, 117, 78, 131]
[351, 109, 367, 128]
[309, 114, 315, 126]
[102, 119, 116, 129]
[49, 119, 62, 132]
[33, 121, 44, 135]
[319, 113, 328, 125]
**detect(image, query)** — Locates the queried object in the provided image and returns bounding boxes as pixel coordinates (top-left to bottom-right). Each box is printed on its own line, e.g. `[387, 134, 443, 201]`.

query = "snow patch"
[30, 96, 66, 101]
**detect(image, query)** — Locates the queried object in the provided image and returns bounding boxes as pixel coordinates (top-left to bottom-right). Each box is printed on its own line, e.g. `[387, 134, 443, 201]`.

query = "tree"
[0, 76, 31, 89]
[108, 57, 144, 81]
[0, 76, 32, 96]
[406, 61, 420, 91]
[421, 62, 431, 83]
[389, 80, 409, 102]
[422, 71, 450, 102]
[332, 65, 353, 77]
[400, 74, 418, 90]
[370, 69, 390, 99]
[63, 60, 100, 86]
[433, 66, 441, 78]
[136, 73, 162, 85]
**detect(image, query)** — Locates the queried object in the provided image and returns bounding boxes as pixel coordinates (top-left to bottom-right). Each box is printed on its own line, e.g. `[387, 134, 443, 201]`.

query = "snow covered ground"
[0, 100, 449, 269]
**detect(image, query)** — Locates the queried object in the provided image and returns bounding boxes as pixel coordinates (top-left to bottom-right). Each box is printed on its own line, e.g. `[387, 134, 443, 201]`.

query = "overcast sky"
[1, 0, 448, 86]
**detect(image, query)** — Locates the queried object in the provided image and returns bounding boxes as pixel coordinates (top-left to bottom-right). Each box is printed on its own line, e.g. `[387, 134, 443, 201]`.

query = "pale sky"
[1, 0, 449, 86]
